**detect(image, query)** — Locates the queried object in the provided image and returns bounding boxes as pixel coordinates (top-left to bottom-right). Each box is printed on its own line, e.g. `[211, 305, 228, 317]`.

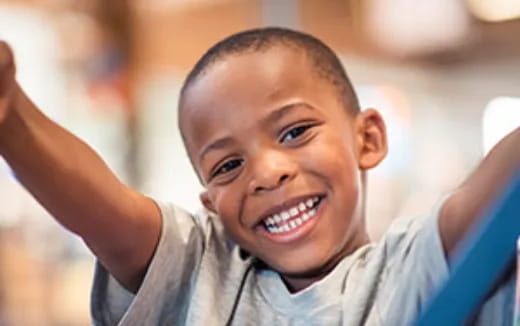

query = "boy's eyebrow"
[262, 101, 316, 125]
[199, 137, 234, 163]
[198, 102, 316, 163]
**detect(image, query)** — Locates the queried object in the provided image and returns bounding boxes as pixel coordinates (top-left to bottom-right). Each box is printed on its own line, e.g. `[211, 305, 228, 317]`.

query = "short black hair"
[179, 27, 360, 116]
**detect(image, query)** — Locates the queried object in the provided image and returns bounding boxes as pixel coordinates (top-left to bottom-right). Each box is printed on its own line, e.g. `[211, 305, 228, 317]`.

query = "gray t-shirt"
[90, 201, 515, 325]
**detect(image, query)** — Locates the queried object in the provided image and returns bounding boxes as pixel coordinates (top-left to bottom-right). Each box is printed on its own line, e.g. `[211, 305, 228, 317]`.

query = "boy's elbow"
[438, 189, 478, 258]
[84, 192, 162, 293]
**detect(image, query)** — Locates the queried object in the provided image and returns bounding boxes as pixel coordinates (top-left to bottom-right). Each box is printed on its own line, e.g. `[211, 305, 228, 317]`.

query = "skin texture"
[0, 41, 16, 122]
[0, 41, 161, 293]
[181, 46, 388, 291]
[440, 126, 520, 257]
[1, 38, 518, 295]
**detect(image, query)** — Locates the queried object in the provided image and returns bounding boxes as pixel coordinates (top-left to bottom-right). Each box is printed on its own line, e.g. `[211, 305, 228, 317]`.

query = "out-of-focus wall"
[0, 2, 127, 325]
[0, 0, 519, 324]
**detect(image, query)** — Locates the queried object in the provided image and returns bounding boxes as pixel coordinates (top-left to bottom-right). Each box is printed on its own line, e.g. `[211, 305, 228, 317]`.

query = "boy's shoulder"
[377, 200, 447, 272]
[92, 201, 250, 325]
[155, 200, 239, 252]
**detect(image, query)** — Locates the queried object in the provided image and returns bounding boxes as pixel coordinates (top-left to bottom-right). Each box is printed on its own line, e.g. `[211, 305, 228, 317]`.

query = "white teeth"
[264, 196, 322, 234]
[299, 202, 306, 212]
[265, 210, 317, 234]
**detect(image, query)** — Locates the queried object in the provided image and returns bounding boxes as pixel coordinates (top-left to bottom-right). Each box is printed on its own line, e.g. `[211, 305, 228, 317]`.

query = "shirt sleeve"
[90, 202, 206, 326]
[377, 198, 450, 325]
[379, 198, 515, 325]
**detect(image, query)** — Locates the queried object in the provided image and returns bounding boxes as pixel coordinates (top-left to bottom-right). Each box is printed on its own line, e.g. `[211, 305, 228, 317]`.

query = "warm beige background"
[0, 0, 519, 324]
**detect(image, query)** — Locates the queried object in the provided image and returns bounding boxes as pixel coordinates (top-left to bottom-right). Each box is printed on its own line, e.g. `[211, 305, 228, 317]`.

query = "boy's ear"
[199, 191, 217, 214]
[355, 108, 388, 170]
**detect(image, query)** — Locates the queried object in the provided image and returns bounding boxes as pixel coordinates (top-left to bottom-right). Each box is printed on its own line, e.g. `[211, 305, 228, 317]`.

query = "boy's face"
[181, 46, 386, 284]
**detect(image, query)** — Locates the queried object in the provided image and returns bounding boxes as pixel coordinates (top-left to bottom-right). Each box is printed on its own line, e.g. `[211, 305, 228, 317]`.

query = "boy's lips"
[253, 194, 326, 243]
[253, 194, 324, 225]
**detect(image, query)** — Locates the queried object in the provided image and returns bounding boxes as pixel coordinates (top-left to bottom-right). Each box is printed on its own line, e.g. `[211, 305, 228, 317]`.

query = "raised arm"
[0, 42, 161, 292]
[440, 126, 520, 257]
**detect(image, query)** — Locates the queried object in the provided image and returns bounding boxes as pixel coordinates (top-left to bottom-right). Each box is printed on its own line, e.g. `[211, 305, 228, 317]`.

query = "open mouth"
[260, 195, 324, 234]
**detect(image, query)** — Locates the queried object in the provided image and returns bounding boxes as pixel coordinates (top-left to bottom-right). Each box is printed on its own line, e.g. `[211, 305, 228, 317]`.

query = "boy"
[0, 28, 518, 325]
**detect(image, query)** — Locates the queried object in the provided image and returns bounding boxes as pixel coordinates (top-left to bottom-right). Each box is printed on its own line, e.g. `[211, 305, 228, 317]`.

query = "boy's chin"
[268, 254, 338, 280]
[273, 261, 338, 292]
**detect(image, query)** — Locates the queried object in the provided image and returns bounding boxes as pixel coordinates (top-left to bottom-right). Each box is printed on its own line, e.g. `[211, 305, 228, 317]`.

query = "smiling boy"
[0, 28, 518, 325]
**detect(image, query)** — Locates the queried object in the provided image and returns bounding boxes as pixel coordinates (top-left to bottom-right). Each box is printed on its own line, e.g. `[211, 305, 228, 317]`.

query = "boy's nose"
[248, 150, 297, 194]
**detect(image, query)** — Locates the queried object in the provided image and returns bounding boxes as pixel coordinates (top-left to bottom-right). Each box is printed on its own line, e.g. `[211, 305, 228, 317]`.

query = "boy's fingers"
[0, 41, 15, 124]
[0, 41, 15, 97]
[0, 41, 14, 66]
[0, 41, 16, 122]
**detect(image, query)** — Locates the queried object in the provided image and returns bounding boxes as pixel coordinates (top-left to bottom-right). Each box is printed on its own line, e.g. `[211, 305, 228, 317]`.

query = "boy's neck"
[281, 229, 370, 293]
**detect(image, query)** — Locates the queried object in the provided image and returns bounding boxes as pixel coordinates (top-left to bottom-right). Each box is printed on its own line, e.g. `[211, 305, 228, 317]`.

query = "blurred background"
[0, 0, 519, 324]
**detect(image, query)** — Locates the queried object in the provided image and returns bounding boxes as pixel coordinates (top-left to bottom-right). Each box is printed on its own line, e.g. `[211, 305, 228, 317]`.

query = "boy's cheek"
[300, 140, 357, 176]
[212, 189, 246, 229]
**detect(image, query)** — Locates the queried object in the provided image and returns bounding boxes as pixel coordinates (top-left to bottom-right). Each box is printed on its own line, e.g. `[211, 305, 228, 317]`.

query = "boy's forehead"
[181, 47, 317, 121]
[179, 46, 338, 163]
[187, 47, 312, 104]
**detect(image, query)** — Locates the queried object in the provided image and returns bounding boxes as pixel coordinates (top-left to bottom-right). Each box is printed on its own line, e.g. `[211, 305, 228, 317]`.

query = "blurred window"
[482, 96, 520, 155]
[467, 0, 520, 22]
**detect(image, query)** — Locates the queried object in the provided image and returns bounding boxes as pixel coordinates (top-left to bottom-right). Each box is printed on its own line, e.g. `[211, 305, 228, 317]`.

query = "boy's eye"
[280, 125, 312, 143]
[212, 159, 243, 178]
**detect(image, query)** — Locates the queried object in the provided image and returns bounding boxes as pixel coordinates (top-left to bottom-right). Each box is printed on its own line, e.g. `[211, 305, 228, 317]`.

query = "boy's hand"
[0, 41, 162, 292]
[0, 41, 16, 125]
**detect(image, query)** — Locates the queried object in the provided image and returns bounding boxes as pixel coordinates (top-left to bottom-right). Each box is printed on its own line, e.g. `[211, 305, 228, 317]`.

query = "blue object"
[415, 169, 520, 326]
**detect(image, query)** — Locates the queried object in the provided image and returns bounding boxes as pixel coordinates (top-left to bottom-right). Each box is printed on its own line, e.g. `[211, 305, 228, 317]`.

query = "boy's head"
[178, 27, 387, 290]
